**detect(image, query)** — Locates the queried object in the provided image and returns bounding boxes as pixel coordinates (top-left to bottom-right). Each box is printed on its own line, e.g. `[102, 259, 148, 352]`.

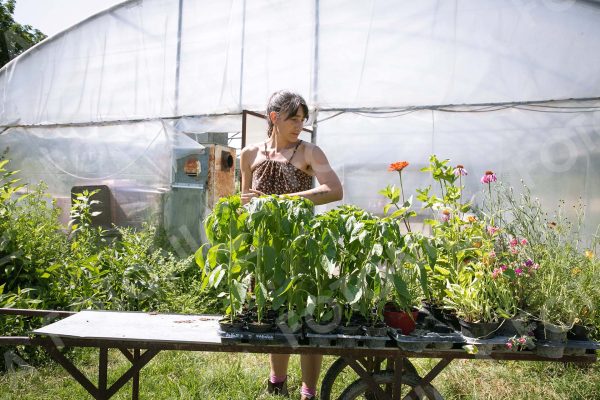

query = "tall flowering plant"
[414, 155, 479, 306]
[379, 161, 430, 311]
[380, 161, 415, 232]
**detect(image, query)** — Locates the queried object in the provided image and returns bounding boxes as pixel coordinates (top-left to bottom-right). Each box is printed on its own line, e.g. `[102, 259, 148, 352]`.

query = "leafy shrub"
[0, 159, 210, 368]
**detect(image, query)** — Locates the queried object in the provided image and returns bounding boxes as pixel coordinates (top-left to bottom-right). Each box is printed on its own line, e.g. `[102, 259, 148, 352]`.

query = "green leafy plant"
[197, 195, 252, 323]
[493, 186, 598, 328]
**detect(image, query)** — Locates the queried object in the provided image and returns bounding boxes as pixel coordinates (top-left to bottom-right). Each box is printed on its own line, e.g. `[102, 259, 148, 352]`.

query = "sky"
[14, 0, 125, 38]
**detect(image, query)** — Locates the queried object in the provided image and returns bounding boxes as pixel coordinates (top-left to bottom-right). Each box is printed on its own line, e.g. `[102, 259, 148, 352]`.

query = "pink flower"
[441, 209, 451, 223]
[487, 226, 499, 236]
[492, 268, 502, 279]
[520, 238, 528, 245]
[481, 170, 497, 184]
[518, 337, 526, 344]
[510, 247, 519, 255]
[532, 263, 540, 271]
[488, 250, 496, 259]
[506, 342, 513, 350]
[453, 165, 468, 177]
[500, 264, 508, 271]
[509, 238, 518, 247]
[515, 268, 524, 275]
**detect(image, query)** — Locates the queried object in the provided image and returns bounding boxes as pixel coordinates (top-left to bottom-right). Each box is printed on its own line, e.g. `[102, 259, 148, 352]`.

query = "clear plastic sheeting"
[317, 0, 600, 108]
[0, 0, 180, 125]
[0, 121, 201, 228]
[316, 105, 600, 235]
[1, 0, 600, 239]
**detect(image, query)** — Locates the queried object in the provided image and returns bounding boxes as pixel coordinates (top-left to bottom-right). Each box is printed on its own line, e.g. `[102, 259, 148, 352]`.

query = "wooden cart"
[2, 309, 598, 400]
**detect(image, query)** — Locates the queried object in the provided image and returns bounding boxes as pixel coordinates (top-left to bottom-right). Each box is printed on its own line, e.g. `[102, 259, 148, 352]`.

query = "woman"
[240, 90, 343, 400]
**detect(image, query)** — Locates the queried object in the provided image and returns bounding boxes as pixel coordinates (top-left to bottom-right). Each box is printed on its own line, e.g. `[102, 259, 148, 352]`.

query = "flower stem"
[398, 172, 412, 232]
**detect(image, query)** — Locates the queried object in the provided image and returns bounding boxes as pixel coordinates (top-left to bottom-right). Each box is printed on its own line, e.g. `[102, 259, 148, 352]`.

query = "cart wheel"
[321, 357, 439, 400]
[338, 371, 443, 400]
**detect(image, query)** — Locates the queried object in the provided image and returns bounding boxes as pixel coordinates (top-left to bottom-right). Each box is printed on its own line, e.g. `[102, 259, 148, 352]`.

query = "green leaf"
[261, 246, 277, 270]
[321, 256, 337, 276]
[383, 203, 393, 215]
[420, 238, 437, 267]
[373, 243, 383, 257]
[274, 278, 294, 297]
[208, 265, 225, 287]
[195, 243, 209, 270]
[463, 345, 479, 355]
[232, 280, 247, 304]
[342, 283, 362, 305]
[392, 275, 411, 306]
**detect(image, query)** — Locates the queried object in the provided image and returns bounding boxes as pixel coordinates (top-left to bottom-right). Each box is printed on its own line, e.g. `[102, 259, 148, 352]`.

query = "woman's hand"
[241, 188, 266, 204]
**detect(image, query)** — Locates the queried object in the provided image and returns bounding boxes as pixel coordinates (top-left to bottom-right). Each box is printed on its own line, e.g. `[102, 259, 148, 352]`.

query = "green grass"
[1, 349, 599, 399]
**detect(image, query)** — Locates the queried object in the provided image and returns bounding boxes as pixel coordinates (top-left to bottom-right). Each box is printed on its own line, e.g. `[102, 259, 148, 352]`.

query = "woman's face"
[273, 108, 306, 141]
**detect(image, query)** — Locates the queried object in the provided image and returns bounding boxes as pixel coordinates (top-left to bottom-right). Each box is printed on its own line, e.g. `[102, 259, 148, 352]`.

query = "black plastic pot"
[497, 318, 535, 336]
[218, 317, 245, 333]
[304, 316, 339, 334]
[442, 311, 461, 332]
[336, 324, 363, 348]
[247, 321, 274, 334]
[567, 324, 589, 341]
[533, 322, 569, 342]
[459, 319, 501, 339]
[421, 301, 444, 322]
[365, 323, 388, 337]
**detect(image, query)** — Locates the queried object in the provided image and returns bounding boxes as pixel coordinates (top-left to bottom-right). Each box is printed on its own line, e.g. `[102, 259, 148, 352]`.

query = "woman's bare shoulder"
[240, 142, 263, 157]
[243, 142, 264, 151]
[240, 142, 264, 169]
[300, 141, 328, 157]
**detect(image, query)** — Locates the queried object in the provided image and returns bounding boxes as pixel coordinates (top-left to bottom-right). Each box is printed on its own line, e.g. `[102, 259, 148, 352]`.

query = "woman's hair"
[266, 90, 309, 137]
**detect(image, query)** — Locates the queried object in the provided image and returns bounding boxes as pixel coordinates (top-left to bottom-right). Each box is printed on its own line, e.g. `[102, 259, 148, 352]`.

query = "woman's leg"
[269, 353, 290, 395]
[300, 354, 323, 398]
[270, 353, 290, 377]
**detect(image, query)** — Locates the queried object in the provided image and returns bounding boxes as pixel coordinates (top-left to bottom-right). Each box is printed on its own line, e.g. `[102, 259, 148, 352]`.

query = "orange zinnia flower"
[388, 161, 409, 172]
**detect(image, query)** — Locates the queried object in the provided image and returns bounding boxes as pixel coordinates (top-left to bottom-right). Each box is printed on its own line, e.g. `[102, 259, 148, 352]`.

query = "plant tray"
[219, 330, 302, 345]
[389, 329, 464, 351]
[305, 332, 370, 348]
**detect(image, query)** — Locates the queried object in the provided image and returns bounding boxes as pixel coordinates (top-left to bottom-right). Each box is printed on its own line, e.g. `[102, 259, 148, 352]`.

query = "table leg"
[132, 349, 140, 400]
[42, 342, 99, 398]
[403, 358, 451, 400]
[41, 339, 158, 400]
[393, 357, 403, 400]
[98, 347, 108, 399]
[343, 356, 390, 399]
[106, 349, 159, 398]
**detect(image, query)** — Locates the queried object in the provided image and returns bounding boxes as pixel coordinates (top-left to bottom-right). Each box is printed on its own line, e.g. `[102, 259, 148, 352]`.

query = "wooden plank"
[0, 308, 75, 317]
[33, 311, 223, 344]
[0, 336, 32, 345]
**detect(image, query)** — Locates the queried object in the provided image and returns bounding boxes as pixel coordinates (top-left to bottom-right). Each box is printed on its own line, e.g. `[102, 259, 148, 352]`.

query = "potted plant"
[197, 195, 252, 331]
[244, 195, 314, 333]
[443, 259, 516, 339]
[382, 263, 421, 335]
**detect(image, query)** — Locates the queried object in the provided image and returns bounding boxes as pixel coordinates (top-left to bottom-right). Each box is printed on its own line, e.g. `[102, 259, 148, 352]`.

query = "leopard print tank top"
[251, 140, 313, 195]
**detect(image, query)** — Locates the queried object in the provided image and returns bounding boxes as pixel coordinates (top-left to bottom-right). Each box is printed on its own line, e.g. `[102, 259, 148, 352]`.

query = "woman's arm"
[240, 146, 263, 205]
[289, 145, 343, 205]
[240, 147, 254, 204]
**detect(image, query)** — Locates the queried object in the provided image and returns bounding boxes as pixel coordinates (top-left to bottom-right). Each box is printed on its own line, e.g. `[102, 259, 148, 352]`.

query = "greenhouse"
[1, 0, 600, 399]
[1, 0, 600, 239]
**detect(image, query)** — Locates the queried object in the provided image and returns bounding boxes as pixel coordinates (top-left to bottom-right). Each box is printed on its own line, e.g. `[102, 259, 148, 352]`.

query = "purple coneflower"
[480, 170, 497, 184]
[453, 164, 468, 177]
[487, 226, 499, 236]
[441, 209, 451, 223]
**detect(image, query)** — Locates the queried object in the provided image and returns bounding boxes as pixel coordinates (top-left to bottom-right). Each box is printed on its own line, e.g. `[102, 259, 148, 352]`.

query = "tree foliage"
[0, 0, 46, 68]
